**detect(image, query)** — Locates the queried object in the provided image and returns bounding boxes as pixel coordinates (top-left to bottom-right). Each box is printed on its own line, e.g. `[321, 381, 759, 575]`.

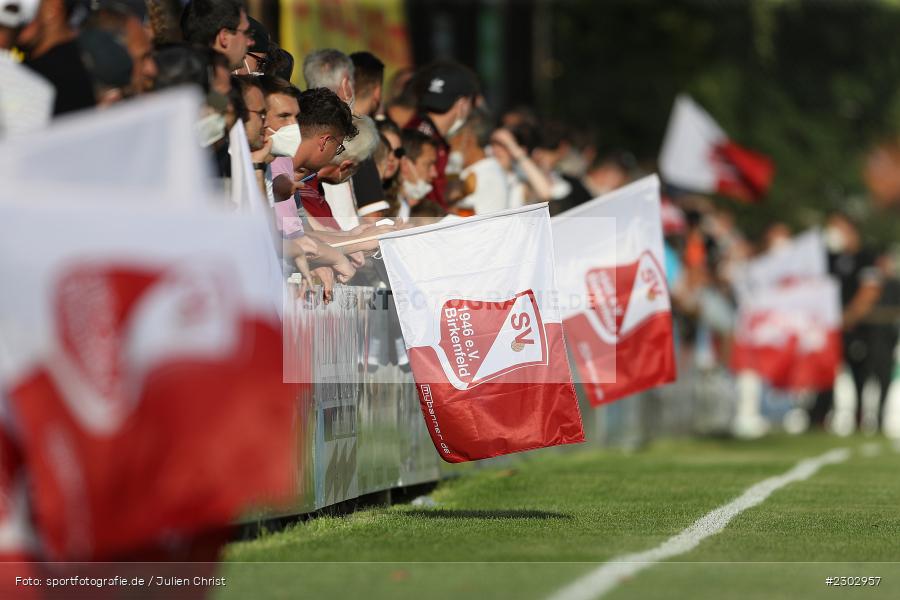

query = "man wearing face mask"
[258, 75, 301, 206]
[404, 61, 479, 211]
[398, 129, 439, 220]
[810, 211, 884, 429]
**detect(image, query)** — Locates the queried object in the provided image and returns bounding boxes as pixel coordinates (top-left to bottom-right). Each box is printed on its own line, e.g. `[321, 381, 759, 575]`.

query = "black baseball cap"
[247, 17, 271, 54]
[416, 61, 479, 114]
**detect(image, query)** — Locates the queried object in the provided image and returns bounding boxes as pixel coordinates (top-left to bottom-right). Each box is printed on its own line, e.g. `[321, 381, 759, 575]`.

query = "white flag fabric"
[732, 277, 842, 391]
[0, 92, 295, 562]
[659, 94, 774, 202]
[731, 229, 827, 303]
[0, 52, 54, 138]
[552, 175, 676, 405]
[228, 120, 288, 318]
[0, 87, 216, 208]
[379, 204, 584, 462]
[731, 231, 841, 391]
[0, 199, 297, 561]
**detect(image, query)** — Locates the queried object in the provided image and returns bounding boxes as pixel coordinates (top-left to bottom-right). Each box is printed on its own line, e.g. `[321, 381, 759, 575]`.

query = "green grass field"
[217, 434, 900, 600]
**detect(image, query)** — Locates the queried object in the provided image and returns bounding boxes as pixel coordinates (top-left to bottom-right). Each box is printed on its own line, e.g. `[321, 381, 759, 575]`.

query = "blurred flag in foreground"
[0, 203, 296, 562]
[731, 231, 842, 391]
[0, 90, 295, 562]
[660, 94, 775, 202]
[553, 175, 676, 405]
[379, 205, 584, 462]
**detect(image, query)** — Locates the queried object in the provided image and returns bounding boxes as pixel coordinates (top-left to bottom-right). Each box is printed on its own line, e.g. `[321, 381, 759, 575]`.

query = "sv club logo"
[434, 290, 548, 390]
[584, 251, 670, 342]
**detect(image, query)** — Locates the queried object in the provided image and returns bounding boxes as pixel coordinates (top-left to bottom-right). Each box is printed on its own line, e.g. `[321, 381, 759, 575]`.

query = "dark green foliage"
[548, 0, 900, 242]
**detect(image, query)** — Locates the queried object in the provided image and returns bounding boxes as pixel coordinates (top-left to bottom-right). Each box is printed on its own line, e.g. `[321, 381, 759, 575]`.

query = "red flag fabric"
[552, 176, 677, 405]
[378, 205, 585, 463]
[730, 232, 841, 392]
[660, 95, 775, 202]
[0, 204, 296, 561]
[731, 279, 842, 391]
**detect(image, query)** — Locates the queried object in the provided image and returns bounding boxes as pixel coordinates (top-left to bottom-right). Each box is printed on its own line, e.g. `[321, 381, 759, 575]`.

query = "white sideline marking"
[547, 448, 850, 600]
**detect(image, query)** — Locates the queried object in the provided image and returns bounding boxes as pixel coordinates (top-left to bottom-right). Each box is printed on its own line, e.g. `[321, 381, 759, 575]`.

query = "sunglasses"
[247, 52, 268, 70]
[392, 147, 406, 159]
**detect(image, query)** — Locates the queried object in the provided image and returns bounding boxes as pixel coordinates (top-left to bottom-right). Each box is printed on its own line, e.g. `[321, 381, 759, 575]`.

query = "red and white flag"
[731, 231, 841, 391]
[379, 205, 585, 462]
[732, 278, 842, 391]
[0, 90, 295, 562]
[731, 229, 826, 302]
[0, 203, 296, 561]
[553, 175, 676, 405]
[659, 95, 775, 202]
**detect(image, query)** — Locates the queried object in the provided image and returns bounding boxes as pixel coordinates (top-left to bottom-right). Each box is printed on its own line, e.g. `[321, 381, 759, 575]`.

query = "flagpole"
[328, 233, 383, 249]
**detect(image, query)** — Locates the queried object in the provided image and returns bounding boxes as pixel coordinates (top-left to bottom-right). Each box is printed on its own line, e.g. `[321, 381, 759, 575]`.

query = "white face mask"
[402, 179, 433, 201]
[446, 150, 464, 175]
[268, 124, 302, 157]
[196, 112, 226, 147]
[447, 116, 466, 138]
[824, 226, 847, 253]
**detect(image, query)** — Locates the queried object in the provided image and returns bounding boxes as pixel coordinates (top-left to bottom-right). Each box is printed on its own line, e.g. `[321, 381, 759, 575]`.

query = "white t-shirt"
[0, 50, 54, 138]
[458, 157, 510, 215]
[322, 180, 360, 231]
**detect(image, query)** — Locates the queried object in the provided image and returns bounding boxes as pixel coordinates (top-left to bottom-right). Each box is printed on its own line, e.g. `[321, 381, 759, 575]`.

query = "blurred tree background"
[541, 0, 900, 242]
[288, 0, 900, 243]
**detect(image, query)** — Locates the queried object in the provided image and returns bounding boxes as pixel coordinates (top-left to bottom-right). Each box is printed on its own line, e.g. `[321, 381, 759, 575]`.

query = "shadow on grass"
[402, 509, 571, 520]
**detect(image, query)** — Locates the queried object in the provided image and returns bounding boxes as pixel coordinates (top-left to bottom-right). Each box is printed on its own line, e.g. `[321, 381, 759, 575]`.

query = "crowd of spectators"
[2, 0, 898, 434]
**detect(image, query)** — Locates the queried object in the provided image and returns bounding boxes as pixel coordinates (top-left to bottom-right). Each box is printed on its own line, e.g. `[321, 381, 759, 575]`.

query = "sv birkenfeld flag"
[0, 201, 296, 561]
[659, 94, 775, 202]
[553, 175, 676, 405]
[379, 204, 585, 462]
[731, 231, 841, 391]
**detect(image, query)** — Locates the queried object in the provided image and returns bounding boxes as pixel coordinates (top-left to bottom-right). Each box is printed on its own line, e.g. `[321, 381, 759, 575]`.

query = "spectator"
[263, 41, 294, 81]
[531, 121, 592, 215]
[84, 0, 157, 94]
[582, 151, 634, 198]
[489, 125, 554, 208]
[259, 75, 300, 205]
[318, 114, 379, 185]
[810, 211, 884, 428]
[152, 43, 223, 93]
[361, 133, 395, 220]
[0, 0, 54, 136]
[77, 28, 132, 107]
[303, 48, 354, 106]
[383, 76, 416, 128]
[18, 0, 96, 115]
[290, 87, 358, 228]
[373, 119, 404, 216]
[384, 65, 413, 106]
[232, 74, 272, 200]
[146, 0, 182, 44]
[180, 0, 251, 71]
[234, 16, 267, 76]
[304, 48, 384, 230]
[405, 60, 479, 210]
[319, 115, 382, 225]
[450, 109, 509, 215]
[350, 50, 383, 118]
[865, 252, 900, 430]
[399, 128, 439, 219]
